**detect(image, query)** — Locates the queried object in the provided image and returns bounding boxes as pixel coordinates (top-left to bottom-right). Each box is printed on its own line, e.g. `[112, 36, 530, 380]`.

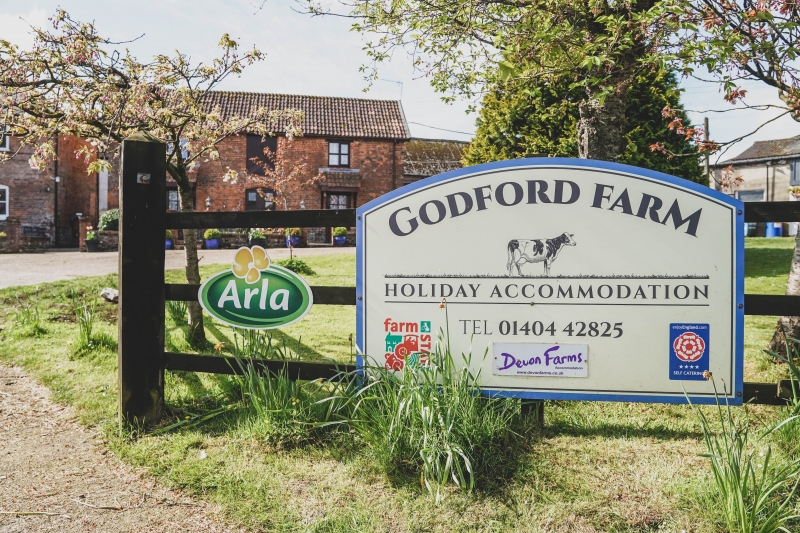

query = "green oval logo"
[197, 247, 313, 329]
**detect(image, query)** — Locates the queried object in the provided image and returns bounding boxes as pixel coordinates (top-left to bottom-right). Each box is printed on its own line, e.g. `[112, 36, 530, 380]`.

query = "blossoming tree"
[654, 0, 800, 352]
[307, 0, 673, 162]
[0, 10, 302, 343]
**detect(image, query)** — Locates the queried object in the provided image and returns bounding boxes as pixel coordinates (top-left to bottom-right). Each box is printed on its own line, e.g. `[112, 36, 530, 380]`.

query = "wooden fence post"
[118, 132, 166, 425]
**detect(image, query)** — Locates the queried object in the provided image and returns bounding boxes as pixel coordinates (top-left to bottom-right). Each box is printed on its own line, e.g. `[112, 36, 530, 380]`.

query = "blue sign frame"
[356, 158, 745, 405]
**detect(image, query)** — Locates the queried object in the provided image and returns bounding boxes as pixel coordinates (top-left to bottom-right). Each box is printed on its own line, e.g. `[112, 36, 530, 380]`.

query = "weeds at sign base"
[353, 312, 527, 501]
[688, 373, 800, 533]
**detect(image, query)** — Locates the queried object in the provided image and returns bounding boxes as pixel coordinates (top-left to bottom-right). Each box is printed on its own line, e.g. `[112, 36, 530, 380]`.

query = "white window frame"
[0, 127, 9, 152]
[736, 189, 766, 202]
[0, 184, 8, 220]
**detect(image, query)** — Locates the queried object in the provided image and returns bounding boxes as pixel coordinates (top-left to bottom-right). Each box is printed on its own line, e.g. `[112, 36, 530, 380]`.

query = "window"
[247, 135, 278, 175]
[0, 185, 7, 220]
[791, 160, 800, 186]
[167, 190, 179, 211]
[737, 189, 765, 202]
[326, 192, 353, 210]
[328, 142, 350, 167]
[0, 128, 8, 152]
[245, 188, 275, 211]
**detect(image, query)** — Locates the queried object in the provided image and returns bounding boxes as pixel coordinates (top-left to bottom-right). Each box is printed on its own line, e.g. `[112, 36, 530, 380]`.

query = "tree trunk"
[178, 185, 207, 345]
[767, 112, 800, 356]
[577, 89, 628, 161]
[768, 228, 800, 356]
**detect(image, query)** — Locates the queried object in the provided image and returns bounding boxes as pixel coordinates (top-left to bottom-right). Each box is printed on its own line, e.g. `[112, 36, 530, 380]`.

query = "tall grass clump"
[232, 328, 303, 360]
[235, 360, 354, 446]
[166, 300, 187, 324]
[71, 289, 116, 357]
[11, 288, 46, 337]
[351, 327, 524, 499]
[766, 335, 800, 458]
[691, 376, 800, 533]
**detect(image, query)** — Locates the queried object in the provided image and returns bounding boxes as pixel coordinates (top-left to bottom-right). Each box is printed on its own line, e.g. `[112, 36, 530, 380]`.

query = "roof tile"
[204, 91, 409, 140]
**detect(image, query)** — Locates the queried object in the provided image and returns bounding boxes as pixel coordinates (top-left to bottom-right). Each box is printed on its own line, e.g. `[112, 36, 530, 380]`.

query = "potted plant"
[204, 228, 221, 249]
[332, 226, 348, 246]
[85, 226, 99, 252]
[165, 230, 174, 250]
[285, 227, 301, 248]
[249, 228, 267, 248]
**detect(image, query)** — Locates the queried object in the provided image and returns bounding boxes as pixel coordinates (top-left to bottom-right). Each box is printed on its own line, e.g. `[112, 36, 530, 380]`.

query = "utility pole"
[704, 117, 710, 187]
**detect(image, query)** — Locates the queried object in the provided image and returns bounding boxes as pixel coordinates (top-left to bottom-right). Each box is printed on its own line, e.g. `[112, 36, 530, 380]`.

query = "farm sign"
[356, 158, 744, 405]
[198, 246, 313, 329]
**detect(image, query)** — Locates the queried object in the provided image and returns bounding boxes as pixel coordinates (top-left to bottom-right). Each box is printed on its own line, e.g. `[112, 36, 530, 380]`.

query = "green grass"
[1, 243, 800, 532]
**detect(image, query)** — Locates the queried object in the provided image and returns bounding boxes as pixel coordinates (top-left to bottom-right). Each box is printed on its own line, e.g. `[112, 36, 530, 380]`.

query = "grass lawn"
[0, 241, 798, 532]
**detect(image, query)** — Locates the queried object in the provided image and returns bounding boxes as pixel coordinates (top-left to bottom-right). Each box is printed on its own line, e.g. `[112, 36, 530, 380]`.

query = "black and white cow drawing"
[507, 233, 576, 276]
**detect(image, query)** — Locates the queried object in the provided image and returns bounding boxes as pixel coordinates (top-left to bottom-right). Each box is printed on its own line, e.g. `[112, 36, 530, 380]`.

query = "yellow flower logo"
[232, 246, 270, 284]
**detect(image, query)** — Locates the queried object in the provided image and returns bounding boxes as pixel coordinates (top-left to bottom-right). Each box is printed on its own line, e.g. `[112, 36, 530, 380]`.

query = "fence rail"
[117, 137, 800, 424]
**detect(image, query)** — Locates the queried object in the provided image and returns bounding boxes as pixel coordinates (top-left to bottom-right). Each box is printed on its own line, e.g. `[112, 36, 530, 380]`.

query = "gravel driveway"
[0, 247, 354, 290]
[0, 364, 244, 533]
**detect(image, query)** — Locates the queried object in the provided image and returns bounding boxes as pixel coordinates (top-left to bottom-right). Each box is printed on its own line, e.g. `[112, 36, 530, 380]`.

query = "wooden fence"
[117, 136, 800, 424]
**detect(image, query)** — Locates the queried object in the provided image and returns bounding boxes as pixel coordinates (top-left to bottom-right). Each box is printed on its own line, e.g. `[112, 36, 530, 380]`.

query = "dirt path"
[0, 363, 243, 533]
[0, 247, 355, 289]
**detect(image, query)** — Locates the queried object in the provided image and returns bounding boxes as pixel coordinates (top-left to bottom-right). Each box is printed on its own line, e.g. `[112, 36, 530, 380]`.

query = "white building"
[713, 135, 800, 202]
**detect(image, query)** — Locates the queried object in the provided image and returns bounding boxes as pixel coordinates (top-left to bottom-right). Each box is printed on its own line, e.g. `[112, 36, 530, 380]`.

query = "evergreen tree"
[464, 70, 705, 184]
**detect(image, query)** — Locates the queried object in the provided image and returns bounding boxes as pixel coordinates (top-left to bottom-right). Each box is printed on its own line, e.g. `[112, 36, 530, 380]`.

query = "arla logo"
[198, 246, 313, 329]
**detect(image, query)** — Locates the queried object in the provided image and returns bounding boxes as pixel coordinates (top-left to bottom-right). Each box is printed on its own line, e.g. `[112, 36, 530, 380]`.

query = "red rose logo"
[673, 332, 706, 362]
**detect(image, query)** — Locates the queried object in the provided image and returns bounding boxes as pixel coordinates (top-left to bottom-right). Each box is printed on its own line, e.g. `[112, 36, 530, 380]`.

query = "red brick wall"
[0, 136, 58, 245]
[193, 135, 404, 219]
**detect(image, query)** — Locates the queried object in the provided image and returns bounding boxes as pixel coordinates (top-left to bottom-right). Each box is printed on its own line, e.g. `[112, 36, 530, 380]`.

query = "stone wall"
[0, 217, 51, 253]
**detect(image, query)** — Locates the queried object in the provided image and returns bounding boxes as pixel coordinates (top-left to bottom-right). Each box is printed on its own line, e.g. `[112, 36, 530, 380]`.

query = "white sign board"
[356, 159, 744, 405]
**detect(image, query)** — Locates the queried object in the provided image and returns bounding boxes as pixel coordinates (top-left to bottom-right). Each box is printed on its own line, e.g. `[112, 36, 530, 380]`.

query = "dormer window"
[328, 141, 350, 167]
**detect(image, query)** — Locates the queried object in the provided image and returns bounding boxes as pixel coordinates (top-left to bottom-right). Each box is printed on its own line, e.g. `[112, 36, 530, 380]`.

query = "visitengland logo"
[669, 324, 710, 381]
[383, 318, 432, 371]
[198, 246, 313, 329]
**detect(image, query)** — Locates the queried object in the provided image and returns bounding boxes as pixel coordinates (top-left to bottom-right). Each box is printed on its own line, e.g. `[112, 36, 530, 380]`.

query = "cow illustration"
[507, 233, 576, 276]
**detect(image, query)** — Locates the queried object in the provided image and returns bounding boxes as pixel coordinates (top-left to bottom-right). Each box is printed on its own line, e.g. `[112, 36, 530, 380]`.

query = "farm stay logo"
[198, 246, 313, 329]
[383, 318, 432, 371]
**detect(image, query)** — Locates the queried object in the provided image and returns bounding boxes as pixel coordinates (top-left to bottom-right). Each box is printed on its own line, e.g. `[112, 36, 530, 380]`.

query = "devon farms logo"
[198, 246, 313, 329]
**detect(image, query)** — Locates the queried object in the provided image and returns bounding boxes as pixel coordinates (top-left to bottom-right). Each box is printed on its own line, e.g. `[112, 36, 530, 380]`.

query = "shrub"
[85, 226, 97, 241]
[249, 228, 266, 239]
[0, 231, 6, 238]
[332, 227, 348, 237]
[165, 230, 174, 240]
[204, 228, 221, 240]
[277, 258, 316, 276]
[97, 209, 119, 231]
[285, 227, 301, 237]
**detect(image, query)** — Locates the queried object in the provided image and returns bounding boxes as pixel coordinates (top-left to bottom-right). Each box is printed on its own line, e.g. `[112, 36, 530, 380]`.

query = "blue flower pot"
[205, 238, 220, 249]
[165, 239, 173, 250]
[286, 236, 301, 247]
[333, 236, 347, 246]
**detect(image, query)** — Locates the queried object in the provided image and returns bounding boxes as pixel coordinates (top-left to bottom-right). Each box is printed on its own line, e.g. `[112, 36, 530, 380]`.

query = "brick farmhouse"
[1, 92, 433, 250]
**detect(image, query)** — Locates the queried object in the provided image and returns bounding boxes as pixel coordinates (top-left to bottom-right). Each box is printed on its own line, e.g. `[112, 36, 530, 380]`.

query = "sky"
[1, 0, 798, 161]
